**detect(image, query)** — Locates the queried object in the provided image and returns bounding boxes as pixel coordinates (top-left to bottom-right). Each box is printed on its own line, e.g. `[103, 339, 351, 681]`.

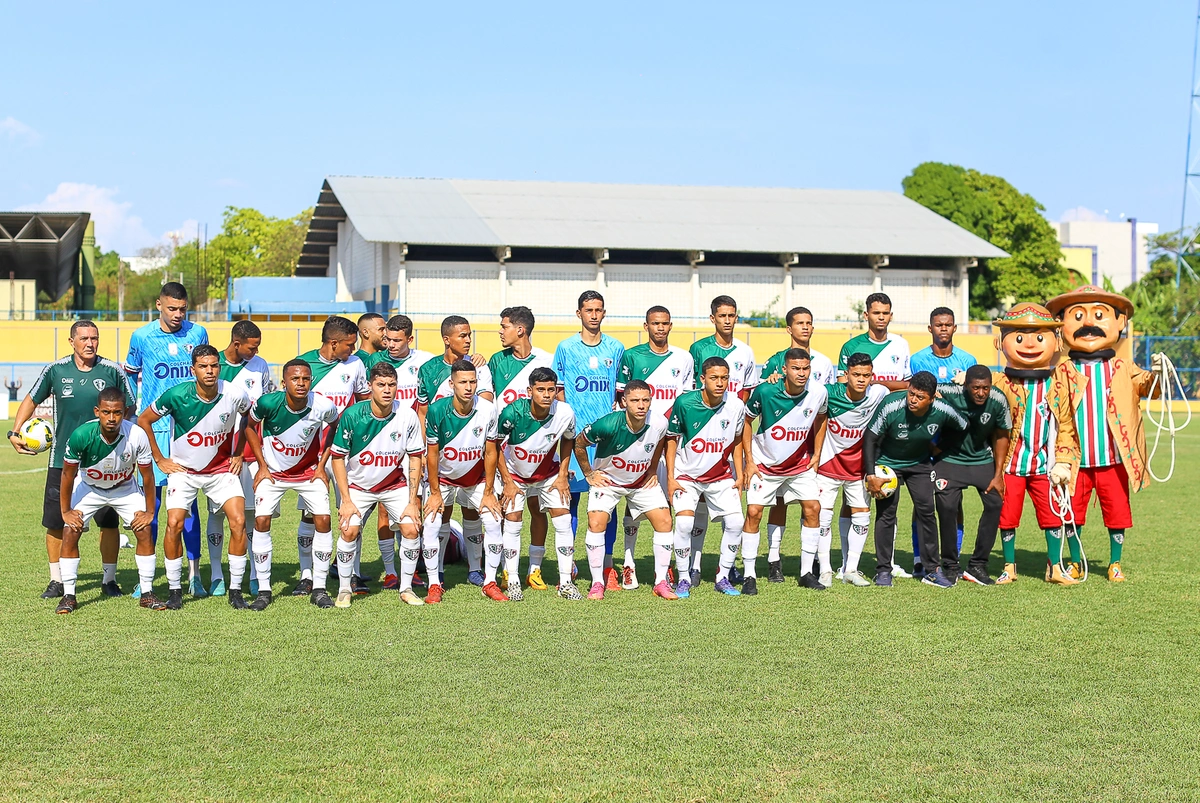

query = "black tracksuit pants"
[932, 461, 1003, 573]
[873, 464, 938, 573]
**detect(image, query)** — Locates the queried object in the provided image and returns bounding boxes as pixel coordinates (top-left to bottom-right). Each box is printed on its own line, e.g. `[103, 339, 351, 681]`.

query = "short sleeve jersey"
[249, 391, 340, 481]
[867, 391, 969, 471]
[492, 398, 576, 484]
[762, 347, 837, 389]
[615, 343, 694, 419]
[910, 346, 978, 384]
[817, 383, 890, 480]
[29, 356, 136, 468]
[936, 384, 1012, 466]
[151, 380, 252, 474]
[837, 332, 911, 384]
[689, 336, 759, 396]
[425, 396, 497, 487]
[330, 400, 425, 493]
[553, 334, 624, 429]
[667, 390, 746, 484]
[368, 349, 435, 410]
[296, 350, 370, 414]
[488, 347, 554, 414]
[745, 382, 828, 476]
[219, 353, 271, 401]
[64, 419, 152, 490]
[581, 410, 668, 489]
[124, 320, 209, 431]
[416, 357, 494, 407]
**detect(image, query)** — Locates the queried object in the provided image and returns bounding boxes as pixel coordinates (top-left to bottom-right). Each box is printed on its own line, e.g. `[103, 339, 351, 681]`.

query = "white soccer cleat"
[890, 564, 913, 579]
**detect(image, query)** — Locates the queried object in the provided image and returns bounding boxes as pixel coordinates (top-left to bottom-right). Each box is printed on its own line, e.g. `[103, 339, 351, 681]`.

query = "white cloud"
[1060, 206, 1108, 222]
[20, 182, 154, 254]
[0, 116, 40, 145]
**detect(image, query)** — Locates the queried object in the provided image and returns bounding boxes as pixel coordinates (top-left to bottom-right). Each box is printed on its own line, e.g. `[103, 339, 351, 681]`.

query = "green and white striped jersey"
[296, 350, 369, 414]
[837, 332, 911, 383]
[249, 391, 340, 481]
[64, 419, 152, 490]
[580, 410, 668, 488]
[425, 396, 496, 487]
[1073, 358, 1120, 467]
[330, 400, 425, 493]
[492, 398, 576, 484]
[615, 343, 693, 419]
[688, 336, 759, 396]
[150, 381, 252, 474]
[488, 347, 554, 414]
[666, 390, 746, 484]
[416, 357, 494, 407]
[745, 382, 827, 476]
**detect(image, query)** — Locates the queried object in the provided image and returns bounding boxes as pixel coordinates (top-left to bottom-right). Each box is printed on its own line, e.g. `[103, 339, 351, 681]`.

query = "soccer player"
[488, 367, 579, 599]
[613, 305, 693, 588]
[424, 361, 508, 602]
[837, 292, 911, 391]
[685, 296, 759, 584]
[574, 380, 676, 600]
[137, 345, 253, 610]
[56, 387, 157, 613]
[243, 360, 340, 609]
[206, 319, 271, 596]
[354, 312, 386, 363]
[934, 365, 1011, 585]
[816, 353, 889, 587]
[741, 349, 828, 594]
[665, 357, 747, 598]
[124, 283, 210, 598]
[10, 319, 135, 600]
[488, 306, 553, 586]
[294, 316, 370, 594]
[863, 371, 968, 588]
[553, 291, 624, 590]
[330, 362, 427, 607]
[370, 314, 436, 406]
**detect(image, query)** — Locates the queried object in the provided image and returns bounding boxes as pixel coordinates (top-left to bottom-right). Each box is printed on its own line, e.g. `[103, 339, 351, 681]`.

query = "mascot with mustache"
[1046, 285, 1165, 582]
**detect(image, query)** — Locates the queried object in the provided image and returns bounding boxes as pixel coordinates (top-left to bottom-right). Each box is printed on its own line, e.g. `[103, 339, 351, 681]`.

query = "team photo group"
[10, 278, 1171, 614]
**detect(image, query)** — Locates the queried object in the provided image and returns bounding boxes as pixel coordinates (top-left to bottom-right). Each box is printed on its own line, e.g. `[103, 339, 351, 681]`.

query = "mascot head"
[993, 302, 1062, 371]
[1045, 285, 1134, 356]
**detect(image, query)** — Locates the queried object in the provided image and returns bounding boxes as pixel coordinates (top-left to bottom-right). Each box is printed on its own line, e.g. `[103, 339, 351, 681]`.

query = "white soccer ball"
[873, 465, 898, 498]
[20, 417, 54, 454]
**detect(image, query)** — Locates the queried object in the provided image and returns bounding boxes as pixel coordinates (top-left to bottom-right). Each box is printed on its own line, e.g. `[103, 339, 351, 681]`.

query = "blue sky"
[2, 0, 1196, 254]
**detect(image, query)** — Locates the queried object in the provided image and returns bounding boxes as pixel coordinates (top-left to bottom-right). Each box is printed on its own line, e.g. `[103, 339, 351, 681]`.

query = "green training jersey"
[64, 419, 153, 490]
[416, 357, 494, 407]
[837, 332, 911, 384]
[866, 390, 968, 470]
[29, 356, 136, 468]
[425, 396, 496, 487]
[745, 381, 828, 476]
[581, 409, 668, 489]
[936, 384, 1012, 466]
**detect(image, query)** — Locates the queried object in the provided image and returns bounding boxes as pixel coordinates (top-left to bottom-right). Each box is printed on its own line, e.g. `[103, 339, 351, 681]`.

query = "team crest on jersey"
[644, 442, 654, 453]
[301, 424, 316, 440]
[733, 361, 744, 372]
[980, 412, 992, 424]
[472, 425, 483, 438]
[1037, 402, 1050, 417]
[671, 368, 680, 377]
[927, 423, 939, 435]
[220, 412, 230, 425]
[603, 358, 613, 368]
[93, 379, 106, 391]
[891, 354, 900, 363]
[719, 419, 729, 430]
[340, 372, 350, 383]
[390, 431, 401, 442]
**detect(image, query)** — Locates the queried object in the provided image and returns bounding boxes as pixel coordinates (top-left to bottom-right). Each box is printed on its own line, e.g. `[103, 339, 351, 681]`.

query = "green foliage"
[742, 295, 785, 327]
[1123, 231, 1200, 336]
[903, 162, 1073, 318]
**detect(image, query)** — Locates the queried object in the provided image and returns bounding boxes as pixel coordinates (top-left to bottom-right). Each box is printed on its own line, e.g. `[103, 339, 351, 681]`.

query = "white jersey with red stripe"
[816, 383, 889, 481]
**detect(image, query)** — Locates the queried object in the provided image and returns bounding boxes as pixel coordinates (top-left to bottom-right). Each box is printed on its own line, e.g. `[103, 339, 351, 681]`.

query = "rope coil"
[1048, 481, 1087, 582]
[1146, 353, 1191, 483]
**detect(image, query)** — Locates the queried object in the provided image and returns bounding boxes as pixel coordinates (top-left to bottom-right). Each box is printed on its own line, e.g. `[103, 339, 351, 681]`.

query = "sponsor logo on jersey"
[85, 467, 134, 483]
[574, 376, 610, 393]
[152, 363, 192, 381]
[63, 385, 74, 397]
[511, 445, 551, 462]
[689, 438, 726, 454]
[325, 393, 354, 409]
[186, 430, 229, 447]
[358, 450, 404, 467]
[610, 455, 652, 474]
[271, 438, 310, 457]
[769, 425, 809, 442]
[648, 384, 678, 401]
[501, 387, 523, 405]
[444, 446, 484, 462]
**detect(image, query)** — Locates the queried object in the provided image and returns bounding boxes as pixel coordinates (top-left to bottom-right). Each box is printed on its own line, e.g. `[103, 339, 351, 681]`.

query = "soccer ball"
[19, 417, 54, 454]
[873, 465, 898, 498]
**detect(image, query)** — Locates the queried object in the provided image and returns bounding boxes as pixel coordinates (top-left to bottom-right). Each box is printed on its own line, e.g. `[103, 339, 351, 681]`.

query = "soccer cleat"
[291, 578, 313, 597]
[842, 570, 872, 587]
[921, 568, 955, 589]
[310, 589, 335, 609]
[995, 563, 1017, 585]
[818, 570, 833, 588]
[467, 570, 486, 587]
[381, 573, 399, 590]
[587, 581, 605, 600]
[714, 577, 741, 596]
[248, 591, 273, 611]
[506, 581, 524, 602]
[188, 576, 209, 598]
[228, 589, 249, 610]
[412, 571, 426, 588]
[652, 580, 679, 600]
[41, 581, 64, 599]
[481, 581, 508, 602]
[912, 563, 926, 581]
[674, 577, 691, 598]
[767, 561, 785, 584]
[962, 566, 994, 586]
[557, 581, 583, 601]
[835, 568, 845, 581]
[138, 591, 167, 611]
[335, 589, 354, 608]
[742, 576, 759, 596]
[729, 565, 744, 585]
[1107, 562, 1125, 582]
[425, 584, 444, 604]
[131, 583, 143, 600]
[526, 568, 549, 591]
[100, 580, 123, 597]
[1047, 563, 1080, 586]
[208, 578, 226, 597]
[55, 594, 77, 614]
[945, 567, 964, 585]
[890, 564, 913, 580]
[358, 574, 376, 584]
[604, 566, 621, 592]
[797, 572, 827, 591]
[874, 570, 893, 588]
[249, 579, 260, 596]
[689, 568, 701, 587]
[166, 588, 184, 610]
[399, 589, 424, 606]
[667, 567, 675, 584]
[1068, 562, 1085, 581]
[622, 565, 639, 590]
[351, 575, 370, 596]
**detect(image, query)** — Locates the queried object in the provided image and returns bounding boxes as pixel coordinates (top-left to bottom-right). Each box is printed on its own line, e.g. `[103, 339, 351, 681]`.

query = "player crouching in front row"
[57, 387, 158, 613]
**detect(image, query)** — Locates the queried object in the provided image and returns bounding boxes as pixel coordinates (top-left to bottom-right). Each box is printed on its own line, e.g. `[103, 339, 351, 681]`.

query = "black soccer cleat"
[351, 574, 370, 596]
[100, 580, 123, 597]
[291, 578, 313, 597]
[962, 566, 995, 586]
[139, 591, 168, 610]
[728, 565, 744, 585]
[741, 577, 759, 596]
[166, 588, 184, 610]
[227, 589, 249, 610]
[55, 594, 78, 614]
[41, 580, 64, 599]
[797, 572, 828, 591]
[249, 591, 273, 611]
[310, 589, 335, 609]
[358, 573, 375, 584]
[767, 561, 785, 584]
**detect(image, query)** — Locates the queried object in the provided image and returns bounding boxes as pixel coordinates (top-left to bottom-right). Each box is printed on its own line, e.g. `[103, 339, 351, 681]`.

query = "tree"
[903, 162, 1075, 319]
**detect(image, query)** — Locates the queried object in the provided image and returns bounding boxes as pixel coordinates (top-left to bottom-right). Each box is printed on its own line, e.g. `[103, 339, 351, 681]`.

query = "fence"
[1140, 336, 1200, 397]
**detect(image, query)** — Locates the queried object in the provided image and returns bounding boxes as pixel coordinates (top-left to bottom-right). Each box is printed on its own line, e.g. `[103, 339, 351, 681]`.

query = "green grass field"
[2, 420, 1199, 802]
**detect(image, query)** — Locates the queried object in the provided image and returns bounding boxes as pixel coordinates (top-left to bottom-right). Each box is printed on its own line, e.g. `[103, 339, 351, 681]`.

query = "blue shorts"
[151, 429, 172, 486]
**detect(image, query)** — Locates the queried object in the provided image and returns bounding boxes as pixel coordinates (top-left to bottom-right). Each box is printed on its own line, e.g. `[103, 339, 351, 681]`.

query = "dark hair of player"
[624, 379, 651, 395]
[322, 315, 357, 342]
[501, 306, 535, 335]
[231, 320, 261, 341]
[783, 348, 811, 364]
[386, 314, 413, 336]
[450, 358, 476, 376]
[191, 344, 219, 365]
[529, 366, 558, 386]
[645, 305, 670, 320]
[160, 282, 188, 301]
[785, 306, 813, 326]
[441, 315, 469, 336]
[865, 292, 892, 310]
[909, 371, 937, 397]
[710, 295, 737, 315]
[282, 358, 311, 377]
[965, 364, 992, 384]
[69, 319, 98, 338]
[846, 352, 874, 370]
[369, 362, 398, 382]
[929, 306, 955, 322]
[701, 356, 729, 376]
[577, 290, 604, 309]
[357, 312, 384, 326]
[96, 386, 126, 406]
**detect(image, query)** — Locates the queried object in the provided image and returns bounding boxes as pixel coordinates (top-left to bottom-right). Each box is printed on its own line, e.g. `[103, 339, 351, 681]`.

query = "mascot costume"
[990, 303, 1081, 585]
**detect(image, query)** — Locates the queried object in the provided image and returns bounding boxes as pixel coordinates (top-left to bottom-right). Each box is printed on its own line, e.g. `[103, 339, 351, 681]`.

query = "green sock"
[1001, 529, 1016, 563]
[1044, 528, 1063, 564]
[1109, 529, 1124, 563]
[1067, 526, 1082, 563]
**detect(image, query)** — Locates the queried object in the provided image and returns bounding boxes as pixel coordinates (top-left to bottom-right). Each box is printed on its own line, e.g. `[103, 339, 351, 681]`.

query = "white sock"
[716, 514, 744, 581]
[528, 543, 546, 573]
[437, 522, 452, 574]
[165, 556, 184, 590]
[49, 561, 61, 583]
[800, 525, 820, 576]
[846, 512, 870, 575]
[337, 538, 357, 593]
[423, 513, 443, 586]
[690, 506, 709, 572]
[482, 514, 503, 584]
[767, 523, 784, 562]
[502, 519, 522, 581]
[228, 552, 247, 591]
[463, 518, 484, 573]
[252, 529, 273, 589]
[817, 524, 833, 575]
[313, 530, 333, 590]
[379, 537, 397, 577]
[188, 558, 199, 582]
[297, 520, 314, 581]
[838, 516, 852, 571]
[585, 530, 606, 585]
[352, 534, 363, 577]
[552, 513, 575, 586]
[207, 511, 225, 582]
[399, 536, 420, 592]
[135, 553, 156, 591]
[674, 515, 694, 578]
[742, 527, 761, 579]
[102, 562, 117, 584]
[623, 515, 638, 566]
[652, 531, 673, 584]
[60, 557, 80, 596]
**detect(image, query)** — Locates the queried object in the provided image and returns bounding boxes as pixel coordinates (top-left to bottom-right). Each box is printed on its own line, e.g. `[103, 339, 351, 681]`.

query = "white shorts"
[437, 482, 486, 511]
[300, 480, 342, 512]
[238, 461, 257, 510]
[165, 471, 244, 512]
[69, 480, 148, 530]
[747, 468, 819, 507]
[347, 487, 419, 530]
[498, 476, 570, 515]
[588, 483, 669, 519]
[255, 477, 330, 518]
[671, 478, 743, 519]
[815, 473, 869, 510]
